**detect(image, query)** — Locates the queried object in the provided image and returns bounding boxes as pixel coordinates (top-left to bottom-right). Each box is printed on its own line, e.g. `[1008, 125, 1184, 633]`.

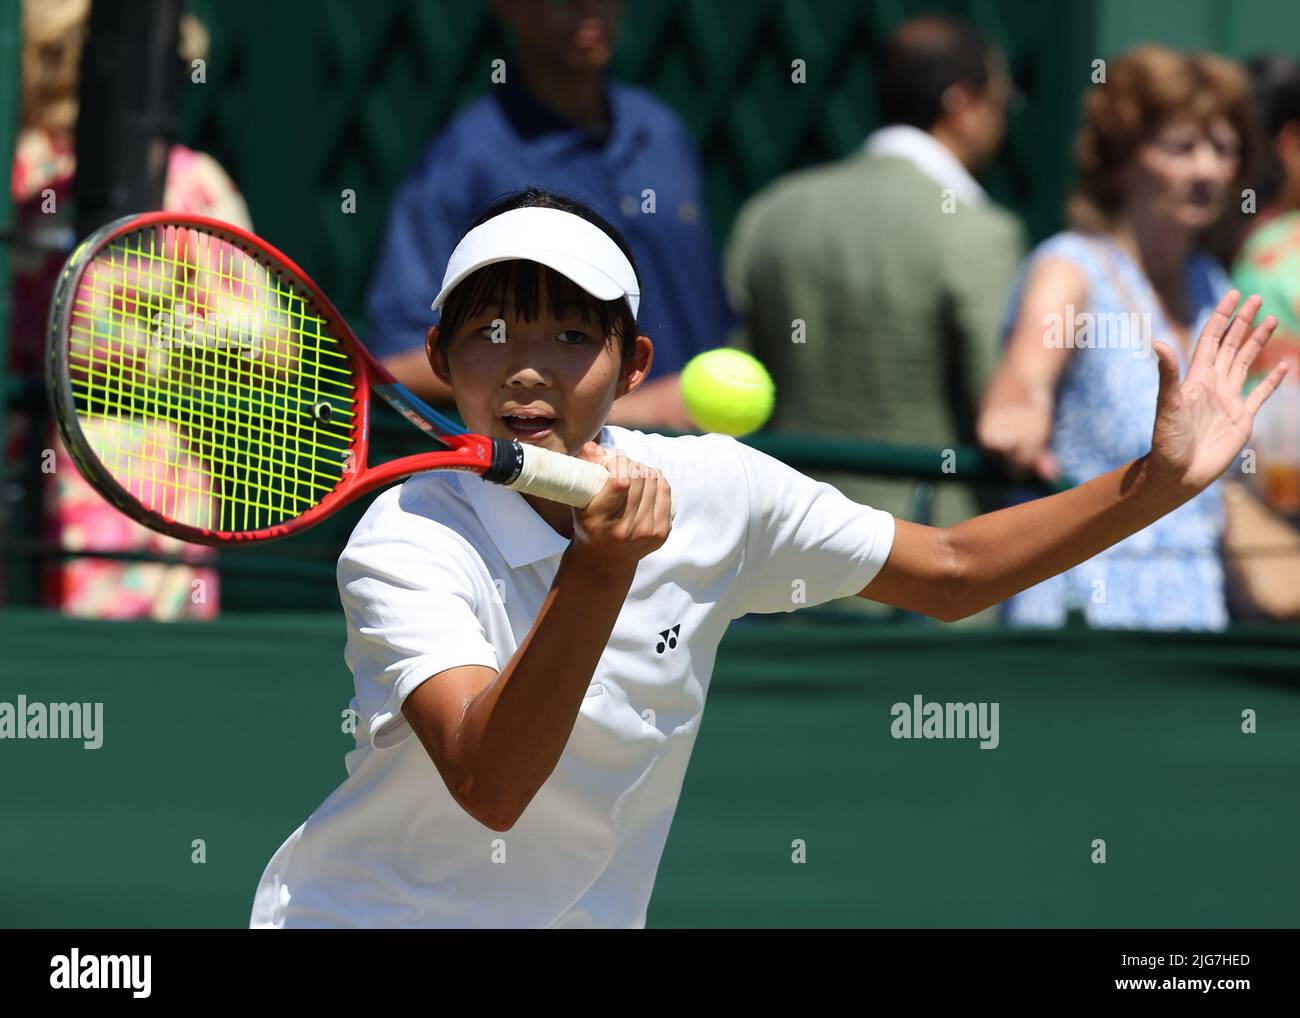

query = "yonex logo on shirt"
[655, 624, 681, 653]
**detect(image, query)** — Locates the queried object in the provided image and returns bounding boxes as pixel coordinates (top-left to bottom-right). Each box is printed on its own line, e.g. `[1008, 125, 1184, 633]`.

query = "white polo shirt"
[250, 425, 894, 928]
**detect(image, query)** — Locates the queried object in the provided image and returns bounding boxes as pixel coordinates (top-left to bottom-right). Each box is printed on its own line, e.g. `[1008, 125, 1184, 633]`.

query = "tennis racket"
[46, 212, 665, 546]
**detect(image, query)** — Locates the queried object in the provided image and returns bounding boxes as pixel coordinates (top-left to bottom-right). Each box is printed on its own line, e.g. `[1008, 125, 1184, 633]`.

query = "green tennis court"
[2, 609, 1295, 927]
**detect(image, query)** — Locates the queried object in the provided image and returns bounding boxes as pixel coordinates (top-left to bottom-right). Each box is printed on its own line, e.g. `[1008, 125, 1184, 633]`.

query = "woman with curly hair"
[977, 45, 1259, 630]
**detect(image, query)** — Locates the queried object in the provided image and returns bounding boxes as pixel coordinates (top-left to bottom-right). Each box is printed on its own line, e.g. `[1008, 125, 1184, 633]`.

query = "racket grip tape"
[491, 440, 677, 518]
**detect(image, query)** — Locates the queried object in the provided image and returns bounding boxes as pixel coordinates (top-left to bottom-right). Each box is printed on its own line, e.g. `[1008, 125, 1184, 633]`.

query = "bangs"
[439, 260, 630, 351]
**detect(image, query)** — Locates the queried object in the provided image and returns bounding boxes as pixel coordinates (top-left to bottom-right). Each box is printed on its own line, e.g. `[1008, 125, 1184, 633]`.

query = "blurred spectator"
[1229, 56, 1300, 393]
[979, 45, 1256, 630]
[1226, 55, 1300, 598]
[723, 15, 1022, 620]
[5, 0, 250, 618]
[365, 0, 732, 430]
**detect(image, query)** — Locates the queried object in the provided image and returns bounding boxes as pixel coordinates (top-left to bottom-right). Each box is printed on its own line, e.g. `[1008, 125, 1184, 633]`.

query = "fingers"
[652, 472, 672, 534]
[1244, 361, 1290, 417]
[591, 451, 656, 514]
[978, 407, 1031, 465]
[1200, 290, 1282, 395]
[624, 460, 668, 530]
[606, 451, 644, 516]
[627, 463, 658, 529]
[577, 441, 606, 465]
[980, 423, 1039, 475]
[1214, 294, 1262, 374]
[574, 444, 672, 545]
[1153, 340, 1181, 402]
[635, 465, 663, 526]
[1230, 315, 1278, 391]
[977, 416, 1014, 455]
[580, 448, 630, 516]
[1009, 440, 1040, 475]
[1032, 449, 1060, 482]
[1190, 288, 1241, 375]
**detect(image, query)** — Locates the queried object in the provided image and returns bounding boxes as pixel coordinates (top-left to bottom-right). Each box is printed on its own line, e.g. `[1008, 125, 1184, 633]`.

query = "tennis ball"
[680, 349, 775, 436]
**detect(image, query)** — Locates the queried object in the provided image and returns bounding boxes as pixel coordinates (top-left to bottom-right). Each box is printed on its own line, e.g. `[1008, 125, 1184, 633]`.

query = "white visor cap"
[430, 206, 640, 319]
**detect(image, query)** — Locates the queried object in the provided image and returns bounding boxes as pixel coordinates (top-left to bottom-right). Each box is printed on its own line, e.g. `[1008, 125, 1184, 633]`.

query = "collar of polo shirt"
[430, 207, 640, 319]
[459, 426, 617, 568]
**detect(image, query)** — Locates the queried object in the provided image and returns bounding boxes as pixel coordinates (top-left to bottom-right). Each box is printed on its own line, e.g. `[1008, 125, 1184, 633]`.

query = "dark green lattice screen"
[166, 0, 1097, 610]
[179, 0, 1094, 331]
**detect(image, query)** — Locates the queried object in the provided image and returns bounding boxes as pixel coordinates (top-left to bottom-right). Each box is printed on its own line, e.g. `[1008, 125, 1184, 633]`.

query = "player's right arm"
[976, 256, 1086, 479]
[401, 446, 671, 832]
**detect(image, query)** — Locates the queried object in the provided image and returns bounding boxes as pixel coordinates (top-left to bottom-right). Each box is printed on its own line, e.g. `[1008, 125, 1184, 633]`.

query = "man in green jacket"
[724, 15, 1025, 622]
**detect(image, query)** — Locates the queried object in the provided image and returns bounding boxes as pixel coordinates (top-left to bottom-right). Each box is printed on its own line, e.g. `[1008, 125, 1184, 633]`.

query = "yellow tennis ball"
[680, 349, 775, 436]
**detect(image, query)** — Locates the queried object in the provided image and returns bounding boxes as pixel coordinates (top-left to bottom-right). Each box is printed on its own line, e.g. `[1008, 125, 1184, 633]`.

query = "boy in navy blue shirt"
[366, 0, 733, 429]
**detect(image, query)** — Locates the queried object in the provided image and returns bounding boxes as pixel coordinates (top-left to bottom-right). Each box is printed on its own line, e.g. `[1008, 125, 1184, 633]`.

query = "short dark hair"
[877, 16, 996, 130]
[1246, 54, 1300, 138]
[1242, 55, 1300, 208]
[436, 187, 641, 362]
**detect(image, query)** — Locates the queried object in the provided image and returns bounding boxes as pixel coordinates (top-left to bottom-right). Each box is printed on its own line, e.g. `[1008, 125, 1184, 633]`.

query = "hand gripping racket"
[46, 212, 668, 546]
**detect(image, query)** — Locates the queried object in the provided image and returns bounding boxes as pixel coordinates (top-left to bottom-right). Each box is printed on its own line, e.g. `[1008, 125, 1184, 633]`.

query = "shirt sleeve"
[338, 519, 499, 750]
[723, 438, 896, 618]
[363, 140, 475, 361]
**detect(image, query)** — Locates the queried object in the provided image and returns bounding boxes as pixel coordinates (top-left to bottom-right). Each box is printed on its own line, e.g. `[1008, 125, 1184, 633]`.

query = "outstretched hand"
[1149, 291, 1289, 496]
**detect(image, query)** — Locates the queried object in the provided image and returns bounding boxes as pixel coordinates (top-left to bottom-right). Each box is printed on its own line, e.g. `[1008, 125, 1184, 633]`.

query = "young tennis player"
[250, 188, 1286, 928]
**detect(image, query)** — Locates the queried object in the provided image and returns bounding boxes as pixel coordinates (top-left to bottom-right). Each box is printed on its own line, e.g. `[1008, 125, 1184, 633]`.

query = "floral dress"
[1000, 231, 1230, 631]
[8, 129, 252, 618]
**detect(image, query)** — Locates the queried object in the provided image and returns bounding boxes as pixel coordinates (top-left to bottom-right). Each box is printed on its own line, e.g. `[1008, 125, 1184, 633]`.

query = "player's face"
[1127, 115, 1241, 230]
[435, 288, 630, 456]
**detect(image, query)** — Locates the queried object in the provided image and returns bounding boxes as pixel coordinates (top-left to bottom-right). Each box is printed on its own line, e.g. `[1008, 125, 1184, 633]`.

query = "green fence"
[177, 0, 1094, 330]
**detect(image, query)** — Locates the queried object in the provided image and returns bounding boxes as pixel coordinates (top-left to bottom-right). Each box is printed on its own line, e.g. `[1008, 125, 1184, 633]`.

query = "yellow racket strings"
[66, 225, 359, 533]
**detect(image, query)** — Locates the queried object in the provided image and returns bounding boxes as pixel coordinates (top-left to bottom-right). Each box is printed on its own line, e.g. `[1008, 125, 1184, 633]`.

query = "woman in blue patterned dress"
[979, 46, 1260, 630]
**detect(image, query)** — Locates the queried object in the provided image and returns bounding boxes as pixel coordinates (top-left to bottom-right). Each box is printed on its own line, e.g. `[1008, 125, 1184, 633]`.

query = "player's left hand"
[1149, 290, 1288, 495]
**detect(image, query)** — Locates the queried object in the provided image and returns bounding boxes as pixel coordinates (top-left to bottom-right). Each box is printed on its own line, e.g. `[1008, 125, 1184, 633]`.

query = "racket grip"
[505, 442, 678, 519]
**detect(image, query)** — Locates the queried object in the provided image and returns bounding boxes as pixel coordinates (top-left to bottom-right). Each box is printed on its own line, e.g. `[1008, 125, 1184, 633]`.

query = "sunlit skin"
[426, 286, 655, 539]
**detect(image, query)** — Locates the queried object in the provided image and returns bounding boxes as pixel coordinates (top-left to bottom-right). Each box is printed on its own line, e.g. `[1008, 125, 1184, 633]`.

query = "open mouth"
[501, 414, 557, 439]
